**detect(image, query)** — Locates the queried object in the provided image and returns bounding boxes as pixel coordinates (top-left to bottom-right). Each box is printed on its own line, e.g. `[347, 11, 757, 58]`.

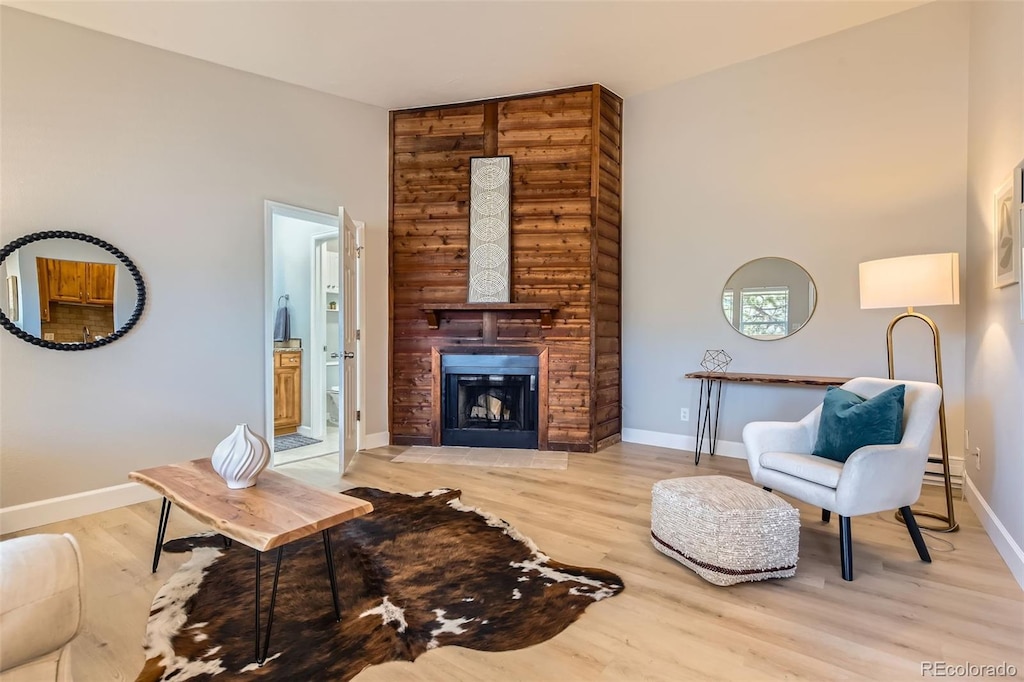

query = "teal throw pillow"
[812, 384, 906, 463]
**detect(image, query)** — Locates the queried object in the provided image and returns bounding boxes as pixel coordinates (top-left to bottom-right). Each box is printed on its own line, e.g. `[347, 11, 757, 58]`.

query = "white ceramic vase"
[211, 424, 270, 489]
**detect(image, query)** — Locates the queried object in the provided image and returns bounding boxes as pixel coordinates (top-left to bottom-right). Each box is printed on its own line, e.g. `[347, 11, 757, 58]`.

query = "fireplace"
[441, 353, 539, 449]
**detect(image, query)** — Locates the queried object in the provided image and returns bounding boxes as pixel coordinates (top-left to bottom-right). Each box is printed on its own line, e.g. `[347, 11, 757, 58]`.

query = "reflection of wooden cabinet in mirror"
[43, 258, 84, 303]
[273, 351, 302, 436]
[36, 257, 117, 341]
[37, 258, 116, 307]
[85, 263, 115, 304]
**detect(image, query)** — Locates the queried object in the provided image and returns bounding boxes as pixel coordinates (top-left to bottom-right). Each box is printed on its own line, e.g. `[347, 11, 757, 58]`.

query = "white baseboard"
[964, 474, 1024, 590]
[925, 455, 964, 487]
[360, 431, 390, 451]
[297, 425, 313, 438]
[620, 428, 747, 459]
[0, 482, 160, 535]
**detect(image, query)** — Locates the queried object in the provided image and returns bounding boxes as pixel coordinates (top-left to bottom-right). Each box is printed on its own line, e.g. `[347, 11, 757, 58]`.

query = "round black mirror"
[721, 257, 816, 341]
[0, 231, 146, 350]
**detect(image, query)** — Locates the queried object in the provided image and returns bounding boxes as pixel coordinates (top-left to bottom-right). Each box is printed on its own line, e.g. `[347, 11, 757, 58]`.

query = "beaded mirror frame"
[0, 231, 146, 351]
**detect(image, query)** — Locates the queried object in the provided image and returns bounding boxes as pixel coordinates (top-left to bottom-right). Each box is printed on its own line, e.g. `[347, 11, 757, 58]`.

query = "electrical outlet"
[43, 333, 54, 341]
[680, 408, 689, 422]
[973, 446, 981, 471]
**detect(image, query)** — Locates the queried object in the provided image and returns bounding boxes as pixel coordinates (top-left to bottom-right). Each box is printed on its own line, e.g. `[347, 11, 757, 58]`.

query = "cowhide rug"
[137, 487, 624, 681]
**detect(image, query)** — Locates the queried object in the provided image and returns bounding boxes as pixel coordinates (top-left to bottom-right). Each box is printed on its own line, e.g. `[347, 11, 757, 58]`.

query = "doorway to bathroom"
[265, 202, 364, 473]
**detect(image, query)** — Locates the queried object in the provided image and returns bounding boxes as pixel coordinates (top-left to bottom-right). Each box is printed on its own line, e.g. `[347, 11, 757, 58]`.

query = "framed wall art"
[467, 155, 512, 303]
[5, 275, 17, 322]
[993, 174, 1017, 288]
[1016, 158, 1024, 321]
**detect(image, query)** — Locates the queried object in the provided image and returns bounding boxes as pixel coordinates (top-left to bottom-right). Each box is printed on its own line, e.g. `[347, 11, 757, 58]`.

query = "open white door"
[339, 207, 360, 472]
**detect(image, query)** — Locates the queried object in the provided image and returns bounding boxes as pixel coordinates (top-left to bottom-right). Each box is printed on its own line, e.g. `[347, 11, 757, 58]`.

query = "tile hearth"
[392, 446, 568, 470]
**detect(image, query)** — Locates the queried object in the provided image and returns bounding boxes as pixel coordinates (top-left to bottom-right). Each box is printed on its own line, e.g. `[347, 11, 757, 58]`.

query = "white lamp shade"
[859, 253, 960, 309]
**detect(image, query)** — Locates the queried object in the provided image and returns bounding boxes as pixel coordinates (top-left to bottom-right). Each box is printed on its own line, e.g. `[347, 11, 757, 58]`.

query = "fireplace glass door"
[442, 354, 539, 449]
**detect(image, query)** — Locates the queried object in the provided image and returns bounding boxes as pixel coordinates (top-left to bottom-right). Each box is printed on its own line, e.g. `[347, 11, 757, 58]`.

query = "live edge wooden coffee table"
[129, 458, 373, 665]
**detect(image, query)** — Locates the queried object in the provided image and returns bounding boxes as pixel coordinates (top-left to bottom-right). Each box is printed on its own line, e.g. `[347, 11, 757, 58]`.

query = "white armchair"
[743, 377, 942, 581]
[0, 533, 84, 681]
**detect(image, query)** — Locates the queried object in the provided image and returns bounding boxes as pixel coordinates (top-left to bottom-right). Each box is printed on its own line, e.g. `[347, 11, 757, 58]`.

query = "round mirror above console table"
[0, 231, 146, 350]
[721, 257, 816, 341]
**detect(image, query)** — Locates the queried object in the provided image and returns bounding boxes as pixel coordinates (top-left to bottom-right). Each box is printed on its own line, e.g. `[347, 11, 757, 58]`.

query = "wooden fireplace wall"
[389, 85, 622, 452]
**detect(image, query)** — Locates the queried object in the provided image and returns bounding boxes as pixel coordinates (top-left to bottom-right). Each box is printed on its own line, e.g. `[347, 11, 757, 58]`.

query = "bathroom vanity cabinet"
[273, 350, 302, 435]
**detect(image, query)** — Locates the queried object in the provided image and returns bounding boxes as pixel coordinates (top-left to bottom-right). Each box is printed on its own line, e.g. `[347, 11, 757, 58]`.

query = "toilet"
[327, 386, 340, 427]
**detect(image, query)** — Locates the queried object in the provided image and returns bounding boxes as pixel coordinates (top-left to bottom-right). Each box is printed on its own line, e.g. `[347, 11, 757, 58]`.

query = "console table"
[684, 372, 851, 465]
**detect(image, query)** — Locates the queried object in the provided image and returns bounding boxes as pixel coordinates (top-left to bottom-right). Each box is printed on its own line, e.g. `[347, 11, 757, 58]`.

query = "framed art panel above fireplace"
[468, 156, 512, 303]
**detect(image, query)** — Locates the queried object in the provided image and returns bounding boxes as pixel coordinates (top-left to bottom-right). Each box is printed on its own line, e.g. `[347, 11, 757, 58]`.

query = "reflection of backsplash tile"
[42, 303, 115, 343]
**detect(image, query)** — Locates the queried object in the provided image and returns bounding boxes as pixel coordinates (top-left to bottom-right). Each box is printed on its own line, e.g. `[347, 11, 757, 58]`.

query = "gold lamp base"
[887, 308, 959, 534]
[895, 507, 959, 533]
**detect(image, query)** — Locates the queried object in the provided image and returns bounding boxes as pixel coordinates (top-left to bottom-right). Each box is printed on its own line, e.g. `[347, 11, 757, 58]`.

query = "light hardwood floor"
[6, 443, 1022, 681]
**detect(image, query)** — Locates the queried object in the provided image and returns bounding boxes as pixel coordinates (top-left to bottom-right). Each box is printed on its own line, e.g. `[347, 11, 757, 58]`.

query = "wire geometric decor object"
[701, 349, 732, 373]
[468, 156, 512, 303]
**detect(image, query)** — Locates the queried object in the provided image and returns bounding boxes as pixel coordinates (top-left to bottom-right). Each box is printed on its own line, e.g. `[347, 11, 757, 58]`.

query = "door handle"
[343, 351, 355, 359]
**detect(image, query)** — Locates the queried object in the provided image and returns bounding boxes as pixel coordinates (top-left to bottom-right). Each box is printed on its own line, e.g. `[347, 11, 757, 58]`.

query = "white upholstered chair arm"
[835, 445, 929, 516]
[0, 533, 84, 678]
[743, 420, 815, 481]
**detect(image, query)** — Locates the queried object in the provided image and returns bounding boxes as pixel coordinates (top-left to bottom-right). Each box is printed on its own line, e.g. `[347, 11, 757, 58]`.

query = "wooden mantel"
[421, 303, 559, 344]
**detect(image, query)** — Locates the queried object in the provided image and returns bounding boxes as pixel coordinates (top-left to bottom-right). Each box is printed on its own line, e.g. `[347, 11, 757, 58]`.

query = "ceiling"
[8, 1, 928, 110]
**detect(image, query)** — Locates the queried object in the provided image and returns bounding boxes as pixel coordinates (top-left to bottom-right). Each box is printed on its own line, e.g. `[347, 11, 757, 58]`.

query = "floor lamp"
[859, 253, 960, 533]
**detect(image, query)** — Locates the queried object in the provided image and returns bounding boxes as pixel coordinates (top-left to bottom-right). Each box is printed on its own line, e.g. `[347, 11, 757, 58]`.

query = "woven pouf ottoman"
[651, 475, 799, 586]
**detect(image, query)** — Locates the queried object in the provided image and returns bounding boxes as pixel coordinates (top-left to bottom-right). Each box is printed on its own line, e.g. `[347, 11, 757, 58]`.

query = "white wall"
[0, 8, 388, 507]
[963, 0, 1024, 581]
[623, 2, 969, 453]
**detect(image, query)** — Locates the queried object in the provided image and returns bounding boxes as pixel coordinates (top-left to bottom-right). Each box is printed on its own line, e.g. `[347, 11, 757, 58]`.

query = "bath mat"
[273, 434, 322, 452]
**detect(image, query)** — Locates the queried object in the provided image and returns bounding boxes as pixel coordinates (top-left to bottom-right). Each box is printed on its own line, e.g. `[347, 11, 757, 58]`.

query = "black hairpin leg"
[323, 529, 341, 621]
[694, 379, 723, 466]
[901, 506, 932, 563]
[254, 547, 284, 665]
[151, 497, 171, 573]
[839, 515, 853, 581]
[694, 379, 707, 465]
[710, 380, 722, 456]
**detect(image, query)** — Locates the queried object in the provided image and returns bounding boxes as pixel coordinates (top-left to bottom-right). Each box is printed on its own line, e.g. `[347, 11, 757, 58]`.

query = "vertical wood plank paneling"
[430, 347, 441, 446]
[389, 86, 621, 451]
[499, 89, 595, 449]
[593, 87, 623, 445]
[589, 85, 602, 450]
[483, 102, 498, 157]
[391, 104, 485, 444]
[388, 111, 396, 439]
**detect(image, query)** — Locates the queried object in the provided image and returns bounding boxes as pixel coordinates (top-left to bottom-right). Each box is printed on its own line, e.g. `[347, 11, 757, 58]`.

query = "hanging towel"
[273, 295, 291, 341]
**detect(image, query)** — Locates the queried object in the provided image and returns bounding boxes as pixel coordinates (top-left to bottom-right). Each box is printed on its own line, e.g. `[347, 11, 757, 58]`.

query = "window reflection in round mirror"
[0, 231, 145, 350]
[722, 257, 816, 341]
